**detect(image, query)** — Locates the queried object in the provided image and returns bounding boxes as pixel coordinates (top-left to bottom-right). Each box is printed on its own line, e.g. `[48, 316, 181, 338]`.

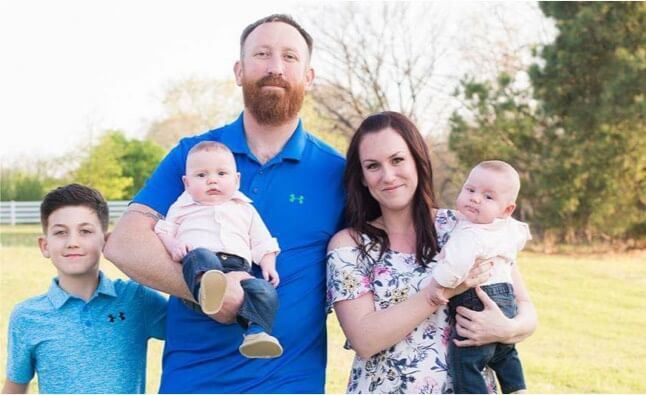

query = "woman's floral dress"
[326, 209, 496, 393]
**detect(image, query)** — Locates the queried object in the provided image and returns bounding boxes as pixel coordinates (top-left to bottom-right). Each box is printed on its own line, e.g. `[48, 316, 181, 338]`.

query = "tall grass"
[1, 226, 644, 393]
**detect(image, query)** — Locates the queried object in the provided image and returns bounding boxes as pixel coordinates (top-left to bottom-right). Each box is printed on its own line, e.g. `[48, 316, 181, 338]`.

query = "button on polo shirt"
[6, 272, 167, 393]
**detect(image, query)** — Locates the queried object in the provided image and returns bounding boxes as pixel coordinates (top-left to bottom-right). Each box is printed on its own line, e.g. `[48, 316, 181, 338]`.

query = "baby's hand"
[426, 278, 449, 306]
[262, 267, 280, 288]
[171, 241, 192, 262]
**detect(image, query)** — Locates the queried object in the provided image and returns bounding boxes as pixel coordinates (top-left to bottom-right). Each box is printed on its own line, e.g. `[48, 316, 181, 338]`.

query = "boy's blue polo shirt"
[6, 272, 167, 394]
[133, 113, 346, 393]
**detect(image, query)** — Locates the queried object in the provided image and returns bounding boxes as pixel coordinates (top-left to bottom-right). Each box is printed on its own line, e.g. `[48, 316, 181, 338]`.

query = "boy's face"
[183, 149, 240, 205]
[38, 205, 107, 278]
[456, 166, 516, 224]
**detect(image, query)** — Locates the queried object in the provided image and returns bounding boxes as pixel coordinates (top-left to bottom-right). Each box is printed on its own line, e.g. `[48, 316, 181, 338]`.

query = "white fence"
[0, 201, 129, 225]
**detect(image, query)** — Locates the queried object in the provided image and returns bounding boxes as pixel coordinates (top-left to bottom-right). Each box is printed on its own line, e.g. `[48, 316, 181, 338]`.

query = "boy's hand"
[259, 253, 280, 287]
[170, 241, 192, 262]
[426, 278, 449, 305]
[262, 266, 280, 287]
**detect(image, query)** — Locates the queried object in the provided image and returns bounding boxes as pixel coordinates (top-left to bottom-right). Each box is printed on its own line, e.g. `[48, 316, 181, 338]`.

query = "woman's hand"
[453, 286, 516, 347]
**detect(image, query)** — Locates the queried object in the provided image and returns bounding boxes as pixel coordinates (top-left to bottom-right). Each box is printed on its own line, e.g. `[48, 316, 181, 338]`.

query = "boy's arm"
[247, 206, 280, 264]
[258, 253, 279, 287]
[426, 278, 449, 305]
[432, 230, 481, 288]
[142, 285, 168, 340]
[155, 231, 191, 262]
[2, 379, 28, 394]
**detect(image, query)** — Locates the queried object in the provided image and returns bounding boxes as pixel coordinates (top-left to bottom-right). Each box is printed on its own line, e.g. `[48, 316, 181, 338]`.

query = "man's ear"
[38, 235, 50, 259]
[304, 66, 315, 91]
[234, 61, 243, 87]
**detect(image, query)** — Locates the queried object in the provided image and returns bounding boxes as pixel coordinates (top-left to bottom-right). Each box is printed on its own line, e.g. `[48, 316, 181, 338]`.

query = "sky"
[0, 1, 553, 164]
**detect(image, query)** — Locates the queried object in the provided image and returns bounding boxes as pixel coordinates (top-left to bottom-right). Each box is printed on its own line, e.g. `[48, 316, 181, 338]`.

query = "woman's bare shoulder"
[328, 228, 360, 251]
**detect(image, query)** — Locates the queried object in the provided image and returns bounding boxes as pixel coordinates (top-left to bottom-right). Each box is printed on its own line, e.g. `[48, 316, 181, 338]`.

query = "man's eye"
[53, 230, 65, 236]
[81, 229, 93, 234]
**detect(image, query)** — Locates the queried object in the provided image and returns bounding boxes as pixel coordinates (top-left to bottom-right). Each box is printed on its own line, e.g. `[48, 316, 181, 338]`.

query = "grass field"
[1, 225, 645, 393]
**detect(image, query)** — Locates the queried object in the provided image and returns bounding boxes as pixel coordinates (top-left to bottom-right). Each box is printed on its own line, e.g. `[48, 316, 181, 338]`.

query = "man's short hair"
[40, 184, 109, 232]
[240, 14, 313, 57]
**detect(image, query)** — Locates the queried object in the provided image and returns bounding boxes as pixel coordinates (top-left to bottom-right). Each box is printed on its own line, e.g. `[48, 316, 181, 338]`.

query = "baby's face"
[183, 149, 240, 205]
[455, 167, 515, 224]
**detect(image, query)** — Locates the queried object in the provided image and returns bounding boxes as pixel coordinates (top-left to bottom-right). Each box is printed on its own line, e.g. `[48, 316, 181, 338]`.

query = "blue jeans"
[448, 283, 526, 394]
[181, 248, 279, 334]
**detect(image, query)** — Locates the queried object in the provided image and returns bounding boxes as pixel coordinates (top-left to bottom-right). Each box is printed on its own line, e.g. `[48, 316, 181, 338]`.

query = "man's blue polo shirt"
[133, 113, 346, 393]
[6, 272, 167, 394]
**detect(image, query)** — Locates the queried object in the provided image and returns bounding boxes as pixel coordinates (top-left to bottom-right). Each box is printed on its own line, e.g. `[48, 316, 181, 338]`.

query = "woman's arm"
[334, 288, 441, 360]
[453, 264, 537, 347]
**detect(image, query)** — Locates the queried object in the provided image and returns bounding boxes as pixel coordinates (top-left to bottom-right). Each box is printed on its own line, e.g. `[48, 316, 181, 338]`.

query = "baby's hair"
[40, 183, 109, 232]
[188, 141, 233, 156]
[475, 160, 521, 201]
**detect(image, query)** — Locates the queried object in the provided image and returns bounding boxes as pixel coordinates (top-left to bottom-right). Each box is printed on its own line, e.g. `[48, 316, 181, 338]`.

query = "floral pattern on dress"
[327, 209, 496, 394]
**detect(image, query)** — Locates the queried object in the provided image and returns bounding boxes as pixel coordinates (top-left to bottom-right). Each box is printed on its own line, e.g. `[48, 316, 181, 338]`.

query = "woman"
[326, 112, 537, 393]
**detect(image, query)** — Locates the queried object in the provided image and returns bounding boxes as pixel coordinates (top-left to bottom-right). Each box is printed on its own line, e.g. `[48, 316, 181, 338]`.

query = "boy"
[427, 160, 531, 394]
[154, 141, 282, 358]
[2, 184, 167, 394]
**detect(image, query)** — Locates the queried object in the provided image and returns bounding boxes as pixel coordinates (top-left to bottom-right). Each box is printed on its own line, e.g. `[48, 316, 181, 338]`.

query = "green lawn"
[1, 226, 644, 393]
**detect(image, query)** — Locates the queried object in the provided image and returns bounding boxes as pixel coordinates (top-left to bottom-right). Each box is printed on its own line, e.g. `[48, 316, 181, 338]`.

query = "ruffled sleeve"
[326, 246, 374, 313]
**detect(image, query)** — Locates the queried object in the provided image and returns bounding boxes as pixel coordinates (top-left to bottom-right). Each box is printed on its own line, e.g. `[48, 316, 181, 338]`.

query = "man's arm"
[2, 379, 28, 394]
[104, 203, 192, 299]
[104, 203, 247, 323]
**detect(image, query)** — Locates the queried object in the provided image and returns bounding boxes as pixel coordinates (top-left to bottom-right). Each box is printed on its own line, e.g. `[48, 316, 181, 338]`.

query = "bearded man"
[105, 14, 345, 393]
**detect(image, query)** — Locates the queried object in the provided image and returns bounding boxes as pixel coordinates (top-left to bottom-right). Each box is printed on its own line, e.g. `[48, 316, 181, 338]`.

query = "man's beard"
[242, 74, 305, 126]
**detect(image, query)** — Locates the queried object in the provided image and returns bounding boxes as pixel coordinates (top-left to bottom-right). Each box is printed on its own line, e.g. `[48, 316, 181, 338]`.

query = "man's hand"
[208, 271, 252, 324]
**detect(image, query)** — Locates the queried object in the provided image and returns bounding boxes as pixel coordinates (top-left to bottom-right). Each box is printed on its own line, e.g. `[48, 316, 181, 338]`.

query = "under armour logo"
[107, 312, 126, 323]
[289, 194, 304, 204]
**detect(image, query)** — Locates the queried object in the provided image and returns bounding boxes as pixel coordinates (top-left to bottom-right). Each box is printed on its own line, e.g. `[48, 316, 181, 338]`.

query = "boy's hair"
[188, 141, 233, 156]
[240, 14, 313, 58]
[40, 184, 109, 232]
[475, 160, 521, 201]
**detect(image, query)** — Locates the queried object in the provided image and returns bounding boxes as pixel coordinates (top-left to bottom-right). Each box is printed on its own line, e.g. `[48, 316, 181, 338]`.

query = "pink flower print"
[361, 276, 371, 288]
[374, 265, 390, 276]
[441, 325, 451, 346]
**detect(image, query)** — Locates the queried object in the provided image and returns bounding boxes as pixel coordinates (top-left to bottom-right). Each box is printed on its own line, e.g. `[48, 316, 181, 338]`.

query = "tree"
[529, 2, 645, 239]
[74, 131, 164, 200]
[450, 2, 645, 241]
[147, 77, 242, 149]
[306, 3, 451, 138]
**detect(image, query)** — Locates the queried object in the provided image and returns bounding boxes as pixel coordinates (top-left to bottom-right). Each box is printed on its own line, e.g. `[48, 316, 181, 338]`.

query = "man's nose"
[266, 54, 285, 76]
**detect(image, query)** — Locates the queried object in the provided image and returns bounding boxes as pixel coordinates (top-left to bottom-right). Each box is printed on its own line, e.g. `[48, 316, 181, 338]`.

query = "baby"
[155, 141, 282, 359]
[428, 160, 531, 394]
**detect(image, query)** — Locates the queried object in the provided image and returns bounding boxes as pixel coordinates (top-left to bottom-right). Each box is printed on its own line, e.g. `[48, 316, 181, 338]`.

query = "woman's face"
[358, 127, 419, 214]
